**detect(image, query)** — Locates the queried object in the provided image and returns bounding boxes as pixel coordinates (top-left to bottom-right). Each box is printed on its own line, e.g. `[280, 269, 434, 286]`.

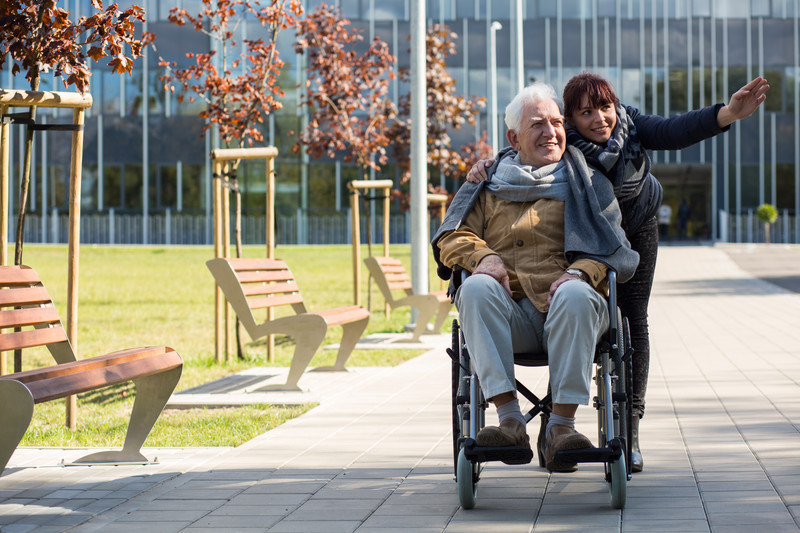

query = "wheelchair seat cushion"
[513, 352, 548, 367]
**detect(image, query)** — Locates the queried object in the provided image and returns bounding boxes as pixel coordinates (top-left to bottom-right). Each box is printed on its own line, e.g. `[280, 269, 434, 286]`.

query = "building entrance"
[651, 164, 712, 241]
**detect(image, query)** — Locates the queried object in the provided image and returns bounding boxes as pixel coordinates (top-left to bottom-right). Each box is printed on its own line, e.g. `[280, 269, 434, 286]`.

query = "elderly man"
[432, 82, 638, 472]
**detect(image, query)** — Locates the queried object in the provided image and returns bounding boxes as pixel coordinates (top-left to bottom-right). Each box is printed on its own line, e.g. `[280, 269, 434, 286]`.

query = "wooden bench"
[206, 257, 370, 390]
[0, 265, 183, 475]
[363, 256, 451, 342]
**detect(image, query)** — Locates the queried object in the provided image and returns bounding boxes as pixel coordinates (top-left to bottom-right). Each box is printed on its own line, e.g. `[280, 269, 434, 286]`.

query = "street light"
[489, 21, 502, 154]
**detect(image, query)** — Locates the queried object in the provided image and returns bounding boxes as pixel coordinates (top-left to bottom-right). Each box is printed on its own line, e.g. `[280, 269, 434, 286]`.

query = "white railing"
[8, 210, 432, 246]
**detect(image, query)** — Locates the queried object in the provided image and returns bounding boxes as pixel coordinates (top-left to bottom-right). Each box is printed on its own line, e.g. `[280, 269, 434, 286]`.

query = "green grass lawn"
[11, 244, 448, 448]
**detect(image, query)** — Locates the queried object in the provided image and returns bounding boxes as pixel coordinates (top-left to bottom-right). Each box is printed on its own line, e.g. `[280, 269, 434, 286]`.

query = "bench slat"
[236, 270, 294, 284]
[241, 281, 300, 297]
[7, 349, 184, 403]
[375, 257, 403, 267]
[0, 326, 69, 352]
[0, 265, 43, 286]
[247, 293, 304, 310]
[7, 346, 171, 383]
[0, 287, 53, 308]
[0, 307, 61, 329]
[313, 306, 370, 326]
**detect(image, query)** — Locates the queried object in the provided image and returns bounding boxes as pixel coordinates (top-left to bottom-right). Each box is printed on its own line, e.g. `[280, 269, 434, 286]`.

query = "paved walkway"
[1, 245, 799, 532]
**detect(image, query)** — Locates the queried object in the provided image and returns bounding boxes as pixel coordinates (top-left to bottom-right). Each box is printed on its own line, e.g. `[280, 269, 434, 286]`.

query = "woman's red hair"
[563, 73, 620, 119]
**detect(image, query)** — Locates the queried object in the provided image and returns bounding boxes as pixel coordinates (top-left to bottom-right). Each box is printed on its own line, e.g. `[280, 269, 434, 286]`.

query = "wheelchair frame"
[447, 270, 634, 509]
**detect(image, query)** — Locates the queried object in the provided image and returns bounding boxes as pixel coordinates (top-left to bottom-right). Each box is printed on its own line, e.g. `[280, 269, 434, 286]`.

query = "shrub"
[756, 204, 778, 224]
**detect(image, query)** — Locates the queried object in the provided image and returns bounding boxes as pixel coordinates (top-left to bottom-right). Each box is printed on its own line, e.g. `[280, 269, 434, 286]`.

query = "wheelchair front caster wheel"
[609, 455, 627, 509]
[456, 448, 478, 509]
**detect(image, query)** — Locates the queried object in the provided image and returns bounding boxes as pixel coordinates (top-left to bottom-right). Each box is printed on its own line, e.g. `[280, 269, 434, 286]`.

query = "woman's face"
[569, 95, 617, 144]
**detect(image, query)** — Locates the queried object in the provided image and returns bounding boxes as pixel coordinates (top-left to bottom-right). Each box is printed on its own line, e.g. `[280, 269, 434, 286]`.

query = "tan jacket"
[436, 191, 607, 312]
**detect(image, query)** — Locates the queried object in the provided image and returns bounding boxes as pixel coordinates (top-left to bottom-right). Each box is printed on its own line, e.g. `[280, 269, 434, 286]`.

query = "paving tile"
[228, 493, 309, 506]
[698, 481, 776, 492]
[622, 520, 710, 532]
[189, 514, 281, 529]
[181, 529, 266, 533]
[357, 526, 444, 533]
[708, 526, 800, 533]
[267, 519, 360, 532]
[114, 509, 209, 522]
[706, 511, 797, 526]
[623, 507, 707, 521]
[141, 499, 228, 511]
[700, 490, 780, 502]
[360, 513, 453, 528]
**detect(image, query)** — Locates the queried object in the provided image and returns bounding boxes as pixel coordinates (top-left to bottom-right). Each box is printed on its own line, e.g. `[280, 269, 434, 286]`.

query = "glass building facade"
[2, 0, 799, 244]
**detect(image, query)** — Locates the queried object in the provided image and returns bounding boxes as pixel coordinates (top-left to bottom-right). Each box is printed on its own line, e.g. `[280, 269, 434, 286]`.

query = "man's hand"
[717, 76, 769, 128]
[465, 159, 495, 184]
[546, 271, 583, 309]
[474, 255, 512, 297]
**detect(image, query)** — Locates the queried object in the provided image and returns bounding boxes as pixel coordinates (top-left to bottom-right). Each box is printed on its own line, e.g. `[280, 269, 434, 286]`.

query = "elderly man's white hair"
[504, 82, 564, 132]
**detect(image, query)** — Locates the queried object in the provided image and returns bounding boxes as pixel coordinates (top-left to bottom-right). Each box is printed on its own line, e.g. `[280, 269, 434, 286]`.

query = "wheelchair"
[447, 270, 634, 509]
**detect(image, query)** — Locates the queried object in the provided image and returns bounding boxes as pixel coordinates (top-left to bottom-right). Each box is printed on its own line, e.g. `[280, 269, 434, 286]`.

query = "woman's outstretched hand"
[465, 159, 495, 183]
[717, 76, 770, 127]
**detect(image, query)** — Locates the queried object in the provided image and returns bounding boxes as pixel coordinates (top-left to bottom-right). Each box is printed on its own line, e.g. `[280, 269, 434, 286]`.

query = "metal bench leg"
[259, 316, 328, 391]
[0, 380, 34, 475]
[73, 365, 183, 465]
[315, 315, 370, 372]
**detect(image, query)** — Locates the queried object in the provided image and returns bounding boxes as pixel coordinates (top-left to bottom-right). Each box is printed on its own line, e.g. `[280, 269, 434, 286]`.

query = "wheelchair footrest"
[556, 443, 623, 465]
[462, 438, 534, 466]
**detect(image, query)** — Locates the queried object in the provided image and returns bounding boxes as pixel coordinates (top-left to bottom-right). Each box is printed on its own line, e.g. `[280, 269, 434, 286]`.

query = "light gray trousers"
[454, 274, 609, 405]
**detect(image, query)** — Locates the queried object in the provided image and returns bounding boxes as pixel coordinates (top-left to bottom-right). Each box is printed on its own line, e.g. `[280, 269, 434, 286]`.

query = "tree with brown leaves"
[0, 0, 150, 264]
[156, 0, 303, 149]
[293, 3, 397, 183]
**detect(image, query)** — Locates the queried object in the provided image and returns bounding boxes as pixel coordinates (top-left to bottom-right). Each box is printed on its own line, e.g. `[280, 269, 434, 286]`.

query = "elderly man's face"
[506, 98, 566, 168]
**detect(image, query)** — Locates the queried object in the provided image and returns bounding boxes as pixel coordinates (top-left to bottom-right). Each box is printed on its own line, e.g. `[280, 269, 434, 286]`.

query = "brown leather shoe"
[476, 418, 530, 448]
[543, 424, 593, 473]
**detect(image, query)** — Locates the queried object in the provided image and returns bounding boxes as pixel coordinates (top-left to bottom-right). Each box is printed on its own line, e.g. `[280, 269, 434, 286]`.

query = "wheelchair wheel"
[451, 322, 474, 472]
[613, 309, 632, 478]
[622, 315, 633, 476]
[457, 447, 478, 509]
[609, 453, 627, 509]
[451, 321, 464, 475]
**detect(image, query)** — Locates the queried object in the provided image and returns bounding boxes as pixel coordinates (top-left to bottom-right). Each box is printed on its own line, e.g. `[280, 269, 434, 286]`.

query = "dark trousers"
[619, 216, 658, 419]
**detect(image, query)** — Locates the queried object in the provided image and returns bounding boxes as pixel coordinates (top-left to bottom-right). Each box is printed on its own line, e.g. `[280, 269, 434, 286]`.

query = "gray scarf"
[487, 154, 568, 202]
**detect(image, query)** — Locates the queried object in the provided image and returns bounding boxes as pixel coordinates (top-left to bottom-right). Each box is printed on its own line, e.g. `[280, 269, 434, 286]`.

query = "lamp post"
[489, 21, 502, 153]
[409, 0, 427, 321]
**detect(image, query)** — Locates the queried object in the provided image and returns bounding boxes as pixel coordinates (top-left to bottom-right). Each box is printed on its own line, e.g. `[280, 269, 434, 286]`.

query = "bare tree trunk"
[361, 166, 374, 311]
[230, 160, 247, 360]
[13, 74, 39, 373]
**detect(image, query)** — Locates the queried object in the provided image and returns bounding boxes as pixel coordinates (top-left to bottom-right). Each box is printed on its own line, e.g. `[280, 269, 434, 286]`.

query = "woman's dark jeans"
[619, 215, 658, 419]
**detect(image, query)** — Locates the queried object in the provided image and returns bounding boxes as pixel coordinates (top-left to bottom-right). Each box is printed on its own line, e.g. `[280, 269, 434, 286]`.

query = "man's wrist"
[566, 268, 588, 283]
